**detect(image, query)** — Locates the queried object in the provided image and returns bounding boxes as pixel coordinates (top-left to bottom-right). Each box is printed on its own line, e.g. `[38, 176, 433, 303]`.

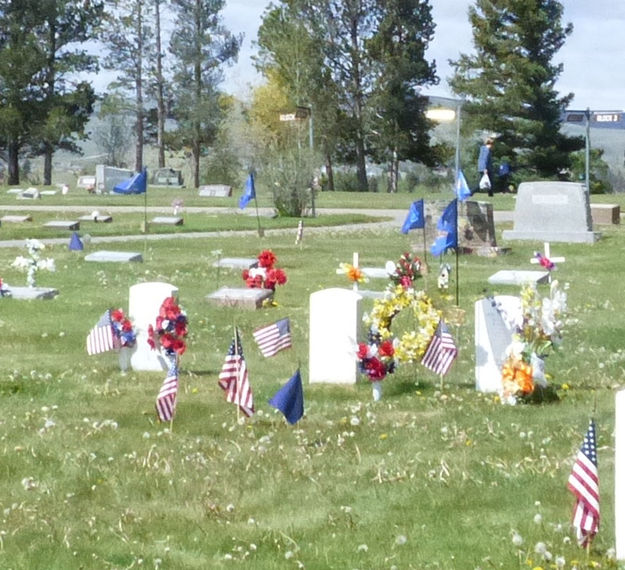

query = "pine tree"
[449, 0, 583, 178]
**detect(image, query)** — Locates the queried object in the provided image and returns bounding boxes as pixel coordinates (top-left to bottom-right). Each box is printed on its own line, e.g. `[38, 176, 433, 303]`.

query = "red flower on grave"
[378, 339, 395, 358]
[258, 249, 277, 269]
[242, 269, 250, 280]
[148, 296, 188, 359]
[357, 343, 369, 360]
[365, 357, 387, 381]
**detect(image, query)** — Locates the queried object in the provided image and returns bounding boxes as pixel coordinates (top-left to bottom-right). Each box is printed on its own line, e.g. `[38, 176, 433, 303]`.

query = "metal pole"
[585, 108, 591, 196]
[455, 102, 462, 181]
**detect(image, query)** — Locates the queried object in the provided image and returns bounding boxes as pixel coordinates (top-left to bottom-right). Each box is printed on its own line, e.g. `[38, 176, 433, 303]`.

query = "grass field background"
[0, 187, 623, 569]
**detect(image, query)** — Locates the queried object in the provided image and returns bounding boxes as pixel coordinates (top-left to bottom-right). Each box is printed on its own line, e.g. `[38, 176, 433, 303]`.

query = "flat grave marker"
[4, 286, 59, 300]
[205, 286, 273, 309]
[84, 251, 143, 263]
[212, 257, 258, 270]
[151, 216, 183, 226]
[1, 215, 32, 223]
[44, 220, 80, 230]
[78, 214, 113, 223]
[488, 270, 550, 286]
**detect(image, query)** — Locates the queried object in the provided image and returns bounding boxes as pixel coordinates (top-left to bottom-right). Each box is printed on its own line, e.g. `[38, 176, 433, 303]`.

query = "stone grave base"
[591, 203, 620, 225]
[5, 286, 58, 300]
[151, 216, 183, 226]
[206, 287, 273, 309]
[78, 214, 113, 223]
[1, 215, 32, 223]
[44, 220, 80, 230]
[460, 246, 511, 257]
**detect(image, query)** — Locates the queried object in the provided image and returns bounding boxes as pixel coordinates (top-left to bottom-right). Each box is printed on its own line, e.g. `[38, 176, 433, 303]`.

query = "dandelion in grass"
[511, 531, 523, 547]
[357, 544, 368, 553]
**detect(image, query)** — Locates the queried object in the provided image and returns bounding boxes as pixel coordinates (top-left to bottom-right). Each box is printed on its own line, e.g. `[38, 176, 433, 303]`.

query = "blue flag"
[239, 173, 256, 209]
[268, 369, 304, 425]
[455, 170, 471, 202]
[401, 199, 425, 234]
[113, 168, 147, 194]
[431, 199, 458, 256]
[68, 231, 84, 251]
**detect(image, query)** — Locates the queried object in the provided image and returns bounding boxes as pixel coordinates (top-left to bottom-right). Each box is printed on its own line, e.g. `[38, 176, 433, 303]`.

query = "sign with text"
[562, 109, 625, 129]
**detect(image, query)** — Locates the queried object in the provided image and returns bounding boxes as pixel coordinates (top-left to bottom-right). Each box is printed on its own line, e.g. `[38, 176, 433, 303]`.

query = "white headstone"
[616, 390, 625, 560]
[475, 295, 521, 393]
[309, 288, 362, 384]
[129, 282, 178, 371]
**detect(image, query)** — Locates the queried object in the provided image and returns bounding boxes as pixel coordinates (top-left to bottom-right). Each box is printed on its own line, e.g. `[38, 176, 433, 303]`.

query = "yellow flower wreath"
[363, 285, 441, 363]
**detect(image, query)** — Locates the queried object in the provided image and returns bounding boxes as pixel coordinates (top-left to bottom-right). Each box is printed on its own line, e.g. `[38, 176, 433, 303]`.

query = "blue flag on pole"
[431, 199, 458, 256]
[113, 168, 147, 194]
[268, 369, 304, 425]
[239, 173, 256, 209]
[455, 170, 471, 202]
[401, 199, 425, 234]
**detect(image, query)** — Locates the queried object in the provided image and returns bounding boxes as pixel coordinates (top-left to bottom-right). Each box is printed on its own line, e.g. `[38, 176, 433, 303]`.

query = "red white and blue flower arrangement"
[242, 249, 287, 291]
[147, 296, 188, 360]
[111, 309, 136, 348]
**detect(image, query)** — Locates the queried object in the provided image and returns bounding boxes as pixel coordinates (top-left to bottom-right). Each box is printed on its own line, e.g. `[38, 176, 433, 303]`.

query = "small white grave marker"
[85, 251, 143, 263]
[129, 282, 178, 371]
[475, 295, 521, 393]
[309, 288, 362, 384]
[151, 216, 183, 226]
[530, 242, 565, 282]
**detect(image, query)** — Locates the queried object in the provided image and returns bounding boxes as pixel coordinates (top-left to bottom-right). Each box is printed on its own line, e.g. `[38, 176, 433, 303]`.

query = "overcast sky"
[221, 0, 625, 112]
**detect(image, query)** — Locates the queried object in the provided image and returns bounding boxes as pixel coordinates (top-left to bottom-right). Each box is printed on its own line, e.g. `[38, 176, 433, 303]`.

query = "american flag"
[155, 363, 179, 422]
[295, 220, 304, 245]
[567, 419, 600, 547]
[218, 334, 254, 417]
[421, 319, 457, 376]
[86, 309, 120, 355]
[253, 318, 292, 357]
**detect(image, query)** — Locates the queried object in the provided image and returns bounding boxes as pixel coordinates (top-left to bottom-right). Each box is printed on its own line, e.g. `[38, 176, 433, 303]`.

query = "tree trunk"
[155, 0, 166, 168]
[192, 140, 200, 189]
[8, 140, 19, 185]
[325, 152, 334, 191]
[43, 145, 53, 186]
[387, 148, 398, 193]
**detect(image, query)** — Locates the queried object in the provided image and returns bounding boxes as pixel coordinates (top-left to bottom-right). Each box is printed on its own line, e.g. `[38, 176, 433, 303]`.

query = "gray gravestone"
[475, 295, 521, 393]
[205, 287, 273, 309]
[95, 164, 134, 194]
[309, 288, 362, 384]
[153, 168, 183, 186]
[198, 184, 232, 197]
[77, 175, 96, 191]
[85, 251, 143, 263]
[502, 181, 600, 243]
[488, 270, 550, 286]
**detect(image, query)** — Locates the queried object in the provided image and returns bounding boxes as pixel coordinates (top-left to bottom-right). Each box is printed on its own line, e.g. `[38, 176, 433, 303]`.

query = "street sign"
[562, 109, 625, 129]
[279, 113, 297, 122]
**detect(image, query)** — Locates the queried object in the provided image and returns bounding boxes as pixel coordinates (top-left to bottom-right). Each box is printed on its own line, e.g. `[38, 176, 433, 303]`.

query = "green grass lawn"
[0, 207, 623, 569]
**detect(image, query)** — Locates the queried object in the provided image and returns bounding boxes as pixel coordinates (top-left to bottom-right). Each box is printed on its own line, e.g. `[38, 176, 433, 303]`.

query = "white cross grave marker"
[530, 242, 565, 282]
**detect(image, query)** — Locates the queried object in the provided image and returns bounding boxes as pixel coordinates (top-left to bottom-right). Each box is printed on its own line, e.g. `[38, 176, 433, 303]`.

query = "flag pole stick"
[234, 324, 240, 423]
[439, 373, 444, 391]
[422, 225, 428, 266]
[455, 199, 460, 306]
[253, 196, 263, 238]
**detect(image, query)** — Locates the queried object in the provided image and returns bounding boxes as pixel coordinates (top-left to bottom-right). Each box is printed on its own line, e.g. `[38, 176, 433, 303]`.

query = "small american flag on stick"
[253, 318, 292, 357]
[421, 319, 457, 376]
[218, 333, 254, 417]
[567, 419, 600, 547]
[86, 309, 120, 355]
[156, 363, 179, 422]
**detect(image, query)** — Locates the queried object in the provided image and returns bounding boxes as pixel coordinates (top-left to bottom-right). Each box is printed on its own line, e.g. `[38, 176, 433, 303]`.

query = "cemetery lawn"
[0, 216, 623, 569]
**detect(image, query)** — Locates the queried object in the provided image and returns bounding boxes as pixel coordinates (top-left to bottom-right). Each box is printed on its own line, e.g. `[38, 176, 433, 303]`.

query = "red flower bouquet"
[357, 337, 397, 382]
[111, 309, 136, 348]
[147, 296, 188, 358]
[242, 250, 288, 291]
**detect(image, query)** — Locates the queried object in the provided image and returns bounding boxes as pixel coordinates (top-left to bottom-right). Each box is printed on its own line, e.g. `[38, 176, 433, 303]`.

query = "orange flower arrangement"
[338, 262, 368, 284]
[501, 356, 534, 404]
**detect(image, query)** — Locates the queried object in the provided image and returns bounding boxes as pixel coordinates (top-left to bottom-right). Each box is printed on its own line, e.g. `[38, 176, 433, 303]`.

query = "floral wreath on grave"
[358, 281, 440, 382]
[147, 296, 188, 359]
[111, 309, 136, 348]
[500, 280, 568, 405]
[242, 249, 287, 291]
